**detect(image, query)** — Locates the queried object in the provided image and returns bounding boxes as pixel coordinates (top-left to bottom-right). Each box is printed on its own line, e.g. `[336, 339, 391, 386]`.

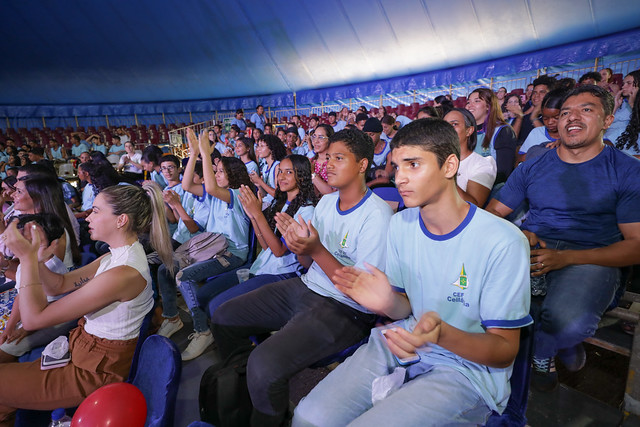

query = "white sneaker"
[157, 318, 184, 338]
[182, 330, 214, 361]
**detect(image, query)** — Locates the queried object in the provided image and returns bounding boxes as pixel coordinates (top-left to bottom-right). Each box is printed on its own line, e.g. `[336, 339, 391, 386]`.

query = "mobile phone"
[380, 326, 421, 365]
[41, 351, 71, 370]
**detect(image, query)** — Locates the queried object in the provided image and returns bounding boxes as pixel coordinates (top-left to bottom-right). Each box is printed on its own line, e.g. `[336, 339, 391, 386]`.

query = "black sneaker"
[531, 356, 558, 392]
[558, 343, 586, 372]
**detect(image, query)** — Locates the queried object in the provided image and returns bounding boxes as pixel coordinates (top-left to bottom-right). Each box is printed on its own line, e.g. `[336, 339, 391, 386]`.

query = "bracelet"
[21, 283, 43, 288]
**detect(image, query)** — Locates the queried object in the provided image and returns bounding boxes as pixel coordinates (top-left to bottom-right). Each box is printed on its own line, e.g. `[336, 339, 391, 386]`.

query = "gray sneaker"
[182, 330, 214, 361]
[157, 318, 184, 338]
[531, 356, 558, 392]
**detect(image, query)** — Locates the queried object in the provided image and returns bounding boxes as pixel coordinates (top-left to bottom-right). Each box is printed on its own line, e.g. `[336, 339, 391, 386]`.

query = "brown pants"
[0, 320, 138, 426]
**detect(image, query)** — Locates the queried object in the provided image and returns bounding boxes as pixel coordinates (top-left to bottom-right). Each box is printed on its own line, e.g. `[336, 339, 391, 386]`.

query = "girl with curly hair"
[156, 128, 253, 361]
[615, 70, 640, 159]
[250, 134, 287, 208]
[204, 154, 318, 317]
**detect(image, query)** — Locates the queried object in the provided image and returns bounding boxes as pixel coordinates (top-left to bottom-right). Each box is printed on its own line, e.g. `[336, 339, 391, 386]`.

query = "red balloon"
[72, 382, 147, 427]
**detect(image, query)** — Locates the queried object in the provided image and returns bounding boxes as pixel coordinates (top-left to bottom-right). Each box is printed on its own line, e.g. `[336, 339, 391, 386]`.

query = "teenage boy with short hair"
[294, 119, 532, 426]
[212, 128, 393, 426]
[159, 155, 187, 232]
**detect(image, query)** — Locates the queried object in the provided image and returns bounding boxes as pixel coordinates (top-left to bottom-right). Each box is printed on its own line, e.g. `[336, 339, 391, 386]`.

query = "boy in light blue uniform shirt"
[212, 129, 393, 426]
[295, 119, 531, 426]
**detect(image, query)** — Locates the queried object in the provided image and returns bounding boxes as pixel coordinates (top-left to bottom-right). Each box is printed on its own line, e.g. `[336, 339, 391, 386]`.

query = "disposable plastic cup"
[236, 269, 251, 283]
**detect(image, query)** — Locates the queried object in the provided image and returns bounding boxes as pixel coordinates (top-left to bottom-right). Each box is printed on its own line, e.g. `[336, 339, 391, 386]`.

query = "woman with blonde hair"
[0, 182, 172, 424]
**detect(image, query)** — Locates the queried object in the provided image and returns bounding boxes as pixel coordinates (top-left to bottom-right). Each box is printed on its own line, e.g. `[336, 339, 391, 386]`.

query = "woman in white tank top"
[0, 182, 173, 423]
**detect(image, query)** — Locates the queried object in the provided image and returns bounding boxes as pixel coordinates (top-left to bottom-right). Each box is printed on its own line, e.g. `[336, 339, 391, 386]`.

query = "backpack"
[199, 345, 254, 427]
[173, 232, 229, 270]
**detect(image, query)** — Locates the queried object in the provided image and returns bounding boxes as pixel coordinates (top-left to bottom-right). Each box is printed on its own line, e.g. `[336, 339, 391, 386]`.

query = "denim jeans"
[157, 253, 244, 333]
[205, 272, 297, 318]
[530, 239, 621, 359]
[211, 277, 376, 423]
[293, 328, 492, 426]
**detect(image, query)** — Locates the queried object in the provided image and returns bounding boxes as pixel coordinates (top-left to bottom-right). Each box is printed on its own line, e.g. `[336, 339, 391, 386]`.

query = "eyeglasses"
[161, 166, 177, 172]
[312, 135, 328, 141]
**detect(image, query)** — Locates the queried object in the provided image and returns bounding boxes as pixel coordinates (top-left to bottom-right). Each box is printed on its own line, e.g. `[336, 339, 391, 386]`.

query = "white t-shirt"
[118, 153, 143, 174]
[249, 203, 314, 276]
[519, 126, 557, 155]
[205, 188, 250, 260]
[386, 204, 532, 413]
[302, 189, 393, 312]
[457, 152, 497, 191]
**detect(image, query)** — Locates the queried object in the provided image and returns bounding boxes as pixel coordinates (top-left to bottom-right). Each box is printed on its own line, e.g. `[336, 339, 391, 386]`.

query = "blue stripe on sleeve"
[482, 314, 533, 329]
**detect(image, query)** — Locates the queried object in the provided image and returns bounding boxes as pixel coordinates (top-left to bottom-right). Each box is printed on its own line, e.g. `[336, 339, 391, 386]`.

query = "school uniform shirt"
[81, 183, 96, 211]
[215, 142, 228, 155]
[205, 188, 250, 260]
[372, 141, 391, 169]
[250, 113, 266, 131]
[386, 204, 532, 413]
[457, 152, 497, 192]
[302, 189, 393, 312]
[395, 115, 412, 128]
[260, 160, 280, 206]
[92, 144, 108, 155]
[166, 182, 189, 237]
[231, 118, 247, 131]
[518, 126, 557, 155]
[50, 146, 65, 160]
[244, 160, 259, 176]
[292, 145, 309, 156]
[109, 144, 125, 154]
[332, 121, 346, 132]
[150, 170, 168, 189]
[249, 203, 315, 276]
[71, 143, 90, 157]
[604, 99, 632, 144]
[172, 189, 210, 244]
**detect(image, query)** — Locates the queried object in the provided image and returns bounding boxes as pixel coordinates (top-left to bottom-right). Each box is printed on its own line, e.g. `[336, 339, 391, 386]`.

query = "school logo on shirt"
[340, 231, 349, 249]
[452, 264, 468, 290]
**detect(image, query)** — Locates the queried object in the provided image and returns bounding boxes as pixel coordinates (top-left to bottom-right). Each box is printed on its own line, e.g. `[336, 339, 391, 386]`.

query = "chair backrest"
[58, 163, 75, 177]
[372, 185, 405, 213]
[130, 335, 182, 427]
[127, 304, 156, 381]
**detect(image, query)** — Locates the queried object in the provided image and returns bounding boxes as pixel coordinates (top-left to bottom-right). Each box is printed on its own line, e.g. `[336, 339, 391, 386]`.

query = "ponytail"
[142, 182, 174, 274]
[101, 182, 174, 274]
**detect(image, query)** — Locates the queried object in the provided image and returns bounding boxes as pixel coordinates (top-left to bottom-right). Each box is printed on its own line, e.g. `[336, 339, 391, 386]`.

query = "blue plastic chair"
[15, 306, 156, 427]
[130, 335, 182, 427]
[372, 185, 404, 212]
[484, 323, 534, 427]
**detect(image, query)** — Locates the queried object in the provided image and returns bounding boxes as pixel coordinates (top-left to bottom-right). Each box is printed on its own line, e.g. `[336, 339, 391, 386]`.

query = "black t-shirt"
[518, 112, 539, 144]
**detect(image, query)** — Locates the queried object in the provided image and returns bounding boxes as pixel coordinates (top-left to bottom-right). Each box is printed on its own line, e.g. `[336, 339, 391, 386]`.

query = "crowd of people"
[0, 68, 638, 426]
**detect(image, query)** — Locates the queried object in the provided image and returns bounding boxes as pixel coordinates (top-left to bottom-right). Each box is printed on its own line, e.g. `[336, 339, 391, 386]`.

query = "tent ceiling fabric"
[1, 0, 639, 105]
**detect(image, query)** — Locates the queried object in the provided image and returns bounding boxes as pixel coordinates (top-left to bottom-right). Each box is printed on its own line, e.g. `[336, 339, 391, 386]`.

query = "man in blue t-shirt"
[212, 129, 393, 426]
[487, 85, 640, 392]
[294, 118, 531, 426]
